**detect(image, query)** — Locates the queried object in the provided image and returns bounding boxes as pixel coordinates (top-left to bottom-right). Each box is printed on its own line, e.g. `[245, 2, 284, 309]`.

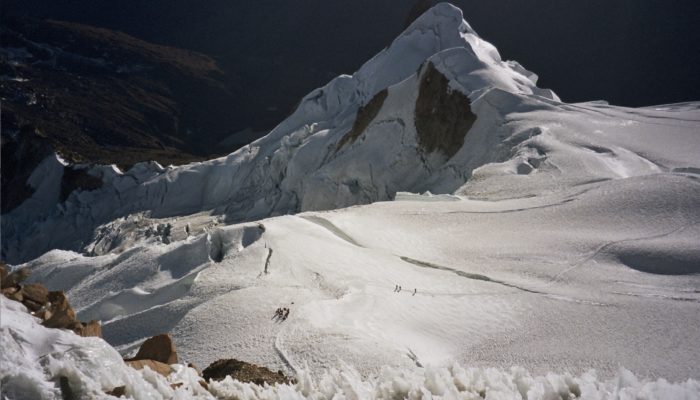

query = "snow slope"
[2, 2, 700, 397]
[3, 297, 700, 400]
[19, 171, 700, 381]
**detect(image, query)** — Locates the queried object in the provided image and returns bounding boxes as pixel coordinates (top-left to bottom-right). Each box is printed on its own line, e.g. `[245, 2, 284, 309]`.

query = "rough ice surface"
[2, 298, 699, 400]
[2, 3, 700, 399]
[0, 297, 212, 400]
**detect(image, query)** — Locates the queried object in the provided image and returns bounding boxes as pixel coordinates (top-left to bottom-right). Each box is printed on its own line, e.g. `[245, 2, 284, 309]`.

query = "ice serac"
[1, 3, 558, 263]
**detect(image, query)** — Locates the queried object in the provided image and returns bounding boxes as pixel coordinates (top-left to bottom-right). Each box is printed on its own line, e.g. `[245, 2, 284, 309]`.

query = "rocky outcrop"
[19, 282, 48, 311]
[0, 264, 102, 338]
[1, 264, 30, 288]
[0, 126, 54, 213]
[202, 359, 290, 385]
[414, 62, 476, 158]
[335, 89, 388, 151]
[42, 291, 77, 329]
[60, 166, 104, 203]
[126, 333, 179, 365]
[0, 16, 248, 214]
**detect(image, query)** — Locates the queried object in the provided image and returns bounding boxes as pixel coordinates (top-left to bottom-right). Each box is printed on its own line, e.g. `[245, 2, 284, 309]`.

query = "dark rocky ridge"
[0, 18, 252, 213]
[0, 19, 249, 159]
[336, 89, 388, 152]
[0, 125, 53, 213]
[414, 63, 476, 158]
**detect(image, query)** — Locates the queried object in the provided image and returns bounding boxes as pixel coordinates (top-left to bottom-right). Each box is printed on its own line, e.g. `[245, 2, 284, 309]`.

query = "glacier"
[2, 3, 700, 399]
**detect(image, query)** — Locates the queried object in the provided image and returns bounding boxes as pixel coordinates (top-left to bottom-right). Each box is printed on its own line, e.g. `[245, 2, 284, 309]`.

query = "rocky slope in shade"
[1, 4, 558, 263]
[0, 18, 251, 213]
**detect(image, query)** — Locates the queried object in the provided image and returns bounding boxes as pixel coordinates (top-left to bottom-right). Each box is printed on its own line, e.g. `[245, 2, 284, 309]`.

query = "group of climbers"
[274, 307, 290, 321]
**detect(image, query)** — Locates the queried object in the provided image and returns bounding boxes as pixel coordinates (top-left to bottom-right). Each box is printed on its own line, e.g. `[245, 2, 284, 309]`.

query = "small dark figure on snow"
[413, 288, 417, 296]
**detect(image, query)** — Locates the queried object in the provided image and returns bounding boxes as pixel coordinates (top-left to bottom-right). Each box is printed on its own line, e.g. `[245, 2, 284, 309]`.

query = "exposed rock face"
[414, 62, 476, 158]
[128, 333, 179, 365]
[202, 359, 289, 385]
[106, 386, 126, 397]
[42, 291, 77, 329]
[0, 126, 54, 213]
[19, 284, 47, 311]
[60, 166, 104, 203]
[0, 17, 249, 214]
[20, 283, 49, 307]
[336, 89, 389, 151]
[0, 266, 103, 337]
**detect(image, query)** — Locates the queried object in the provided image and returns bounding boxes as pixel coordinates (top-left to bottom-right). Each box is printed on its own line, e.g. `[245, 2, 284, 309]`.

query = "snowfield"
[2, 296, 700, 400]
[2, 3, 700, 399]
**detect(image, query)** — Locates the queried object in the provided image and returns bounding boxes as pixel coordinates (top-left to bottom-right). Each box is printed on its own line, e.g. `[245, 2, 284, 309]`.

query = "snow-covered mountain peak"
[278, 3, 555, 145]
[2, 3, 698, 267]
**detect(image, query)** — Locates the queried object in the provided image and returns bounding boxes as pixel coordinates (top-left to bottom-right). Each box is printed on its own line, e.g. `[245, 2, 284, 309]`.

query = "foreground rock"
[1, 264, 30, 288]
[122, 333, 179, 379]
[0, 264, 102, 338]
[126, 333, 179, 365]
[202, 359, 290, 385]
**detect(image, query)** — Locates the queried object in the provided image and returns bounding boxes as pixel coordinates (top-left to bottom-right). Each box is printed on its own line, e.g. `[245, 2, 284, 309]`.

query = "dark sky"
[4, 0, 699, 111]
[451, 0, 700, 107]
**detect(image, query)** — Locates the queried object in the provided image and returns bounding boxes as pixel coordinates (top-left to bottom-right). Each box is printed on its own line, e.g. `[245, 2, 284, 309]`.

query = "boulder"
[43, 291, 77, 329]
[129, 334, 178, 365]
[202, 359, 289, 385]
[106, 386, 126, 397]
[125, 359, 172, 377]
[21, 283, 49, 305]
[1, 286, 23, 302]
[22, 298, 44, 312]
[2, 267, 30, 289]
